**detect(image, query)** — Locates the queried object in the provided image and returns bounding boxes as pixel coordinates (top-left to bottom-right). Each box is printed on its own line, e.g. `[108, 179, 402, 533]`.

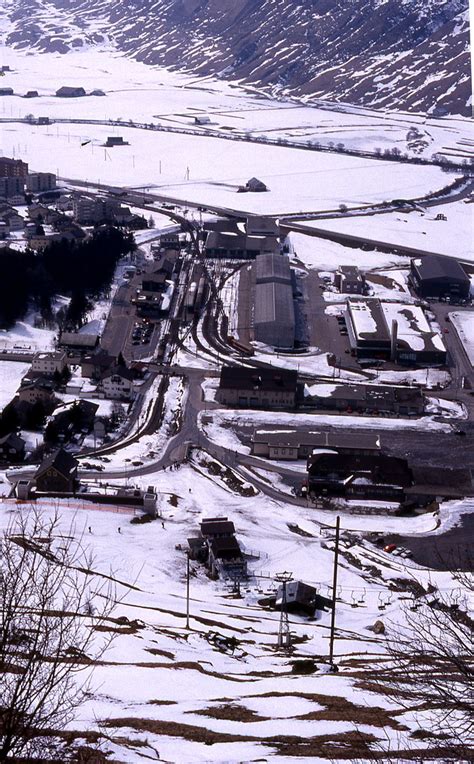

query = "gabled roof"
[35, 448, 78, 478]
[200, 518, 235, 537]
[0, 432, 25, 450]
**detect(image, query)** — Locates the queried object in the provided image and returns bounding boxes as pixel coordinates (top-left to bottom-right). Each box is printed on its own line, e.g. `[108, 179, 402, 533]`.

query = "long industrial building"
[253, 253, 295, 349]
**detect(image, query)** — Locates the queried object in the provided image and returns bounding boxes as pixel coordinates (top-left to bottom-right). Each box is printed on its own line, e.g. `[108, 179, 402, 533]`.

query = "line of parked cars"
[131, 320, 153, 345]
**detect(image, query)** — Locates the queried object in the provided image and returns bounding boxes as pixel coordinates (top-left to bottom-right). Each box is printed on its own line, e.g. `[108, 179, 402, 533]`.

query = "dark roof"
[60, 332, 99, 348]
[219, 366, 298, 393]
[209, 536, 242, 559]
[82, 349, 115, 368]
[253, 427, 380, 451]
[200, 518, 235, 537]
[412, 256, 469, 283]
[276, 581, 316, 605]
[0, 432, 25, 450]
[340, 266, 362, 278]
[102, 364, 135, 381]
[35, 448, 78, 478]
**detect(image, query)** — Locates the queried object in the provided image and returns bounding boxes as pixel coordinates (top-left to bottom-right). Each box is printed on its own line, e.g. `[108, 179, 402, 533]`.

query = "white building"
[31, 350, 68, 376]
[100, 367, 135, 401]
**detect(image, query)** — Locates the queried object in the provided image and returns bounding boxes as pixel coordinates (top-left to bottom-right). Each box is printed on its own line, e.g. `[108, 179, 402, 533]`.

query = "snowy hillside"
[1, 0, 470, 115]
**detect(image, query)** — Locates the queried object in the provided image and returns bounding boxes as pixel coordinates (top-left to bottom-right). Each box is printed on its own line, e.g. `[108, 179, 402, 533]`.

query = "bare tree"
[378, 582, 473, 759]
[0, 508, 116, 761]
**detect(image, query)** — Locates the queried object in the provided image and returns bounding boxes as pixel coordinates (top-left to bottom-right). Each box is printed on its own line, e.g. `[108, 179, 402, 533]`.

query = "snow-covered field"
[1, 45, 471, 161]
[0, 360, 29, 411]
[0, 463, 470, 762]
[294, 199, 474, 262]
[0, 47, 466, 217]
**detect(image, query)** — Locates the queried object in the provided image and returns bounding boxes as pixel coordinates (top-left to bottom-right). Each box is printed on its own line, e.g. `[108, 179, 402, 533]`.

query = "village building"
[17, 377, 56, 406]
[34, 449, 78, 494]
[99, 365, 135, 400]
[26, 172, 57, 193]
[81, 349, 116, 380]
[31, 350, 68, 377]
[0, 157, 28, 177]
[335, 265, 366, 295]
[252, 428, 381, 460]
[306, 451, 413, 502]
[217, 367, 299, 408]
[188, 517, 247, 579]
[0, 177, 24, 201]
[308, 382, 425, 416]
[409, 255, 470, 302]
[275, 581, 323, 616]
[59, 332, 100, 352]
[0, 432, 26, 463]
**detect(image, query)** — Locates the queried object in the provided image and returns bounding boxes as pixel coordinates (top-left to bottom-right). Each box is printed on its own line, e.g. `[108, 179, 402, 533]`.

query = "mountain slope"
[2, 0, 471, 115]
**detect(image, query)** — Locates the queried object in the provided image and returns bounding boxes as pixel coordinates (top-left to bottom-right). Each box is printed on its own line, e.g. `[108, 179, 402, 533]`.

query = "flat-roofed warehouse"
[254, 281, 295, 349]
[345, 299, 447, 365]
[409, 255, 470, 301]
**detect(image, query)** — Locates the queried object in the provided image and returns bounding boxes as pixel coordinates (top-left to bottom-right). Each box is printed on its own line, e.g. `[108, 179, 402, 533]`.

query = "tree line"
[0, 227, 135, 329]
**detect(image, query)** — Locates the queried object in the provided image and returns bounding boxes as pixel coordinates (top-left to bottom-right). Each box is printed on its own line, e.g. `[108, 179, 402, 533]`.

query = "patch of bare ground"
[103, 716, 468, 760]
[192, 704, 265, 722]
[145, 647, 175, 659]
[198, 457, 257, 497]
[148, 699, 177, 706]
[213, 691, 406, 730]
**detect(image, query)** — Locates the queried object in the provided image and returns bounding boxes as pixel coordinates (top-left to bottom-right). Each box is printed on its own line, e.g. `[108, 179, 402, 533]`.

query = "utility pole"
[328, 515, 341, 670]
[186, 552, 191, 630]
[276, 571, 293, 651]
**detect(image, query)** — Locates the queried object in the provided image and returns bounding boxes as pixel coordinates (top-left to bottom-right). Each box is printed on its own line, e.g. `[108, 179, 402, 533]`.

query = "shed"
[56, 86, 86, 98]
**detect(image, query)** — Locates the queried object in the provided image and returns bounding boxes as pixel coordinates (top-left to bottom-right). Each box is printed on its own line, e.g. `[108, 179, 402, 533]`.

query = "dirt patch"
[199, 457, 258, 497]
[193, 703, 265, 723]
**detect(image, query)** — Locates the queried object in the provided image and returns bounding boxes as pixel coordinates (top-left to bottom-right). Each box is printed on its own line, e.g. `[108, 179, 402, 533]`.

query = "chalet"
[0, 432, 26, 463]
[0, 87, 14, 96]
[17, 377, 56, 406]
[34, 449, 78, 494]
[100, 365, 135, 400]
[194, 115, 211, 125]
[46, 400, 99, 442]
[24, 90, 39, 98]
[0, 210, 24, 231]
[216, 366, 299, 409]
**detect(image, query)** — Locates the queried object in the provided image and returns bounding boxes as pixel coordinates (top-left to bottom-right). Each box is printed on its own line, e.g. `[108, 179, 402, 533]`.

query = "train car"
[228, 336, 255, 356]
[184, 281, 197, 313]
[195, 276, 207, 312]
